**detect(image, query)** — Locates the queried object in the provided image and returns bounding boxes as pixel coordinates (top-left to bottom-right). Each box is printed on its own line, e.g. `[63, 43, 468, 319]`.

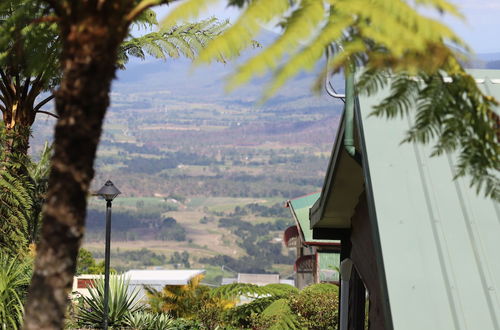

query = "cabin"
[310, 69, 500, 330]
[283, 193, 340, 289]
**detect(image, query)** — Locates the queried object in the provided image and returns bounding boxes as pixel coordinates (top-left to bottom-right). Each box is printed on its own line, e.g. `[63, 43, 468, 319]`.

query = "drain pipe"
[344, 69, 356, 157]
[325, 44, 361, 165]
[339, 258, 354, 330]
[325, 45, 346, 100]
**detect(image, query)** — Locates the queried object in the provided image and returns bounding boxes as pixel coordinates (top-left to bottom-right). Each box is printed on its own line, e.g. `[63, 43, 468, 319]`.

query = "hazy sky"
[446, 0, 500, 53]
[155, 0, 500, 54]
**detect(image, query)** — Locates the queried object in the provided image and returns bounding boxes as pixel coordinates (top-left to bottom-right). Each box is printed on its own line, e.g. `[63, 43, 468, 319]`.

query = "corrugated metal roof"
[318, 252, 340, 282]
[357, 69, 500, 330]
[288, 192, 338, 244]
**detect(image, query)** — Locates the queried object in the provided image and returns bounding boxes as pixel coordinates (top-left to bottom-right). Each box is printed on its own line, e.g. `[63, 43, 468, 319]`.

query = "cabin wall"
[349, 193, 385, 330]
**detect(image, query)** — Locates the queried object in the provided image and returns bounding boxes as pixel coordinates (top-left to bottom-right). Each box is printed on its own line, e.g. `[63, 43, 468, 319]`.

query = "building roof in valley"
[311, 69, 500, 330]
[237, 273, 280, 286]
[287, 192, 339, 245]
[124, 269, 205, 286]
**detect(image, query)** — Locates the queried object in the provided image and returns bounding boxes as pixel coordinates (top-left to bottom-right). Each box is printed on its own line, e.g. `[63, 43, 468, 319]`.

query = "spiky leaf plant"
[77, 275, 143, 328]
[162, 0, 499, 201]
[124, 311, 174, 330]
[0, 253, 32, 330]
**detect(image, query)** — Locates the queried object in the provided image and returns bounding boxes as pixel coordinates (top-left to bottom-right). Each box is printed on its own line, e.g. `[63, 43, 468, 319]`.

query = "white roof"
[279, 279, 295, 286]
[124, 269, 205, 286]
[237, 273, 280, 286]
[221, 277, 237, 285]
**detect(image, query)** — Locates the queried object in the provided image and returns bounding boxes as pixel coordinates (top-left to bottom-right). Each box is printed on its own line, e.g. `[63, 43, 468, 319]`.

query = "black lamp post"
[95, 180, 120, 330]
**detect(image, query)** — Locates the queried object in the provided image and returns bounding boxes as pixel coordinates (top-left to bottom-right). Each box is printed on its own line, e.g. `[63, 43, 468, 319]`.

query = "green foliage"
[77, 275, 143, 328]
[0, 0, 60, 89]
[157, 218, 187, 242]
[145, 274, 211, 318]
[214, 283, 298, 328]
[0, 253, 32, 330]
[161, 0, 499, 200]
[251, 298, 301, 329]
[220, 282, 337, 329]
[25, 142, 51, 244]
[169, 251, 190, 268]
[170, 318, 202, 329]
[0, 128, 51, 252]
[201, 217, 294, 272]
[289, 283, 339, 329]
[0, 128, 32, 254]
[75, 248, 110, 275]
[163, 0, 462, 94]
[119, 17, 229, 67]
[0, 168, 32, 253]
[211, 282, 298, 301]
[124, 311, 174, 330]
[225, 296, 281, 327]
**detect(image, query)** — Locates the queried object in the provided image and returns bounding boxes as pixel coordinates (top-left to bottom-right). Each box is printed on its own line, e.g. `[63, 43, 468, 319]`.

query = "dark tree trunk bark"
[23, 2, 134, 328]
[3, 124, 31, 159]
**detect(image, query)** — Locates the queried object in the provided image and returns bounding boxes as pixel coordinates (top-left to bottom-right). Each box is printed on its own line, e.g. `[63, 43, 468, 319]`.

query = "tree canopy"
[0, 1, 228, 156]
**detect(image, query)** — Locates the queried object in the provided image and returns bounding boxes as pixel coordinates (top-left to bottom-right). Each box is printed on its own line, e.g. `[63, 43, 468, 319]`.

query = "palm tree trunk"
[23, 3, 134, 328]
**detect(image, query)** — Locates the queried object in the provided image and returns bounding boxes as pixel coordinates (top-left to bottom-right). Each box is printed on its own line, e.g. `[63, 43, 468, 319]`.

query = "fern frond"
[118, 18, 229, 67]
[211, 282, 297, 300]
[194, 0, 291, 64]
[260, 298, 302, 329]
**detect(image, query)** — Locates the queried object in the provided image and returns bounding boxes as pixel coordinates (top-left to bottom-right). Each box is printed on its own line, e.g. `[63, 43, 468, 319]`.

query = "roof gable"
[288, 192, 338, 244]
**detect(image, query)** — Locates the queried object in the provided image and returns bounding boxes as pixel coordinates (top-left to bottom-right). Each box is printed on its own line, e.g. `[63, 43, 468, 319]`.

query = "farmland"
[30, 53, 343, 281]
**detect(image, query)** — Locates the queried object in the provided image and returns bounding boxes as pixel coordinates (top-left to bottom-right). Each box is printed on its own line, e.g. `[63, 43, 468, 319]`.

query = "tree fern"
[257, 298, 302, 330]
[118, 17, 229, 68]
[0, 169, 32, 254]
[210, 282, 298, 300]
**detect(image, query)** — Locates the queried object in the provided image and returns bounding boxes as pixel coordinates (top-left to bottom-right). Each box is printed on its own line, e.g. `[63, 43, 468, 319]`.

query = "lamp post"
[95, 180, 120, 330]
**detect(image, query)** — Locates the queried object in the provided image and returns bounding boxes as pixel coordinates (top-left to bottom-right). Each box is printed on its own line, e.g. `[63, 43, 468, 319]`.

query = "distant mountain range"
[111, 29, 344, 116]
[466, 53, 500, 69]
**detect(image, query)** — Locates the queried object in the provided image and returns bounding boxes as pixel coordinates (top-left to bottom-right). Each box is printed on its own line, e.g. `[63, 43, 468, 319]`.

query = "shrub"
[288, 283, 339, 330]
[170, 318, 202, 330]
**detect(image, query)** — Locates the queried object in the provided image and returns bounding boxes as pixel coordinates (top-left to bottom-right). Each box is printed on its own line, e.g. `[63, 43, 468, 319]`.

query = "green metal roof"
[288, 193, 338, 244]
[356, 69, 500, 330]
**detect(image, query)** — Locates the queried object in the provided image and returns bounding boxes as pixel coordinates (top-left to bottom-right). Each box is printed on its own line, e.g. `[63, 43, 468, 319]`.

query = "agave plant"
[0, 254, 32, 330]
[77, 274, 143, 328]
[124, 311, 174, 330]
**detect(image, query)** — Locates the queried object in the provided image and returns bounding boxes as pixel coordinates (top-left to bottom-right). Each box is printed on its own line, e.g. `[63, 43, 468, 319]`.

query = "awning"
[284, 225, 300, 248]
[294, 255, 315, 273]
